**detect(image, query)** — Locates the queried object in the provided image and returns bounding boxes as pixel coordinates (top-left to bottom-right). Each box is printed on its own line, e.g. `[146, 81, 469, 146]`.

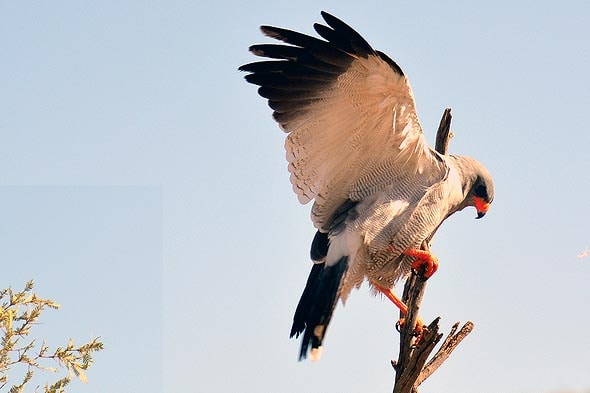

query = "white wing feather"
[284, 54, 436, 228]
[240, 14, 443, 230]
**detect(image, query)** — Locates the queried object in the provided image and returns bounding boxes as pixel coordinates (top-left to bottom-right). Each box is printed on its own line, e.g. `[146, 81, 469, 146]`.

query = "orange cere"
[473, 196, 490, 214]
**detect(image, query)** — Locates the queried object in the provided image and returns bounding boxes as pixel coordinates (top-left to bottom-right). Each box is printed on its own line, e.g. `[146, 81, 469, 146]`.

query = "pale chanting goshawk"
[240, 11, 494, 361]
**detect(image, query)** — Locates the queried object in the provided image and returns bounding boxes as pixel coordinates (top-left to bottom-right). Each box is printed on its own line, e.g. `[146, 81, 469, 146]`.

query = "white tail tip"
[310, 346, 323, 362]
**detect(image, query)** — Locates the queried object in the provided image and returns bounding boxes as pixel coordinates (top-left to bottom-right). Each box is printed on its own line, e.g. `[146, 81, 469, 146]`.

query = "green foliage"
[0, 280, 103, 392]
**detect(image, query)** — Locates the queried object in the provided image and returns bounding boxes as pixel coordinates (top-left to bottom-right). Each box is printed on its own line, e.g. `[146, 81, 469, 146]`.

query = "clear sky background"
[1, 1, 589, 393]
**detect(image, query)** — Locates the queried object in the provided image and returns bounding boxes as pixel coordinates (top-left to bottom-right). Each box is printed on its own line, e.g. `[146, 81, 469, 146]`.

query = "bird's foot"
[396, 316, 425, 344]
[404, 248, 439, 280]
[373, 284, 425, 344]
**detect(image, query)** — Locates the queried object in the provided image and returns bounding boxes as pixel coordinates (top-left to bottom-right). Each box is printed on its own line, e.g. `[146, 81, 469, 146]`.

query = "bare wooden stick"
[392, 108, 474, 393]
[392, 241, 442, 393]
[434, 108, 453, 154]
[415, 321, 474, 386]
[393, 315, 443, 393]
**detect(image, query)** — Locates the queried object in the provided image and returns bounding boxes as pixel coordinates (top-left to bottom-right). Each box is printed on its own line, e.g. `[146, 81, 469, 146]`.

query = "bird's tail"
[290, 256, 349, 361]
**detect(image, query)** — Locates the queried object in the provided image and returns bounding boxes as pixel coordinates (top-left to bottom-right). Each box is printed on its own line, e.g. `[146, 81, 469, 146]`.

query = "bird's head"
[452, 155, 495, 219]
[471, 174, 494, 219]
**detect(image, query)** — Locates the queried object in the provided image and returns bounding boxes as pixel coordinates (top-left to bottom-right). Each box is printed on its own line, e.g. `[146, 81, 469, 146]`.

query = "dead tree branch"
[392, 108, 474, 393]
[434, 108, 453, 154]
[415, 321, 474, 386]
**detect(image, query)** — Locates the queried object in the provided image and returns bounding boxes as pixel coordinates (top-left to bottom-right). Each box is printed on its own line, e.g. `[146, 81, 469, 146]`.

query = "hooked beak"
[473, 196, 490, 219]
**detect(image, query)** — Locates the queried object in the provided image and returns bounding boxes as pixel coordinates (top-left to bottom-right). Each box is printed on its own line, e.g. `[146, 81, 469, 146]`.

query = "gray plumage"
[240, 11, 494, 360]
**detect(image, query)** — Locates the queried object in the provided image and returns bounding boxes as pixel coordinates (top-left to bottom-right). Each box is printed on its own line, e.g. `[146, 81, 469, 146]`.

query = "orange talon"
[404, 248, 439, 279]
[396, 316, 425, 343]
[411, 317, 425, 343]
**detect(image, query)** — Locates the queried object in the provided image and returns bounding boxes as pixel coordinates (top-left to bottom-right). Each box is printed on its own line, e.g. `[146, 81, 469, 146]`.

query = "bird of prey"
[239, 11, 494, 361]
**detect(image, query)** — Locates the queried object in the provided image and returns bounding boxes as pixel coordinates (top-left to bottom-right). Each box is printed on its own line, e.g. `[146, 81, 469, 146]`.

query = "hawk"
[240, 11, 494, 360]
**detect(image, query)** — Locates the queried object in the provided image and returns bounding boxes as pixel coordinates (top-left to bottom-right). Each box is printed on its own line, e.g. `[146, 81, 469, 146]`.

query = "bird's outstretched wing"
[240, 11, 443, 230]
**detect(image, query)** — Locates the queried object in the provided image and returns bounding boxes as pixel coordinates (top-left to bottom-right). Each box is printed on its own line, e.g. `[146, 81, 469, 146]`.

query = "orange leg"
[404, 248, 439, 279]
[374, 284, 408, 314]
[373, 284, 424, 341]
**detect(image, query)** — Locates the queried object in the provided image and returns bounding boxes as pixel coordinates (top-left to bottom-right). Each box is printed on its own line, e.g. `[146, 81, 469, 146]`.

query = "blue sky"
[2, 1, 589, 392]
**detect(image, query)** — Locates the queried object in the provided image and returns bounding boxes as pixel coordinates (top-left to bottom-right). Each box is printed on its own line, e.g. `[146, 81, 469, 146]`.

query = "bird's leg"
[373, 284, 424, 342]
[374, 284, 408, 314]
[404, 248, 439, 279]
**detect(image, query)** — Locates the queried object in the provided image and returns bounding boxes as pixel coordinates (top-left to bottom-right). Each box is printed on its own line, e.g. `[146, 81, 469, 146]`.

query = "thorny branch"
[391, 108, 474, 393]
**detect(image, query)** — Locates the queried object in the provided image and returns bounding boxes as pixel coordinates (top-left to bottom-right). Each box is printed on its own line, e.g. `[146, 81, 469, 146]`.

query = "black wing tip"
[318, 11, 374, 56]
[376, 50, 404, 76]
[241, 11, 378, 71]
[240, 12, 405, 105]
[247, 44, 264, 57]
[320, 10, 337, 23]
[260, 25, 281, 39]
[238, 60, 258, 73]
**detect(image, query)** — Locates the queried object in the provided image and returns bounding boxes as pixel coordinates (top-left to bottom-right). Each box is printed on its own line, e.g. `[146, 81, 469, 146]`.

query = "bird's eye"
[474, 183, 487, 198]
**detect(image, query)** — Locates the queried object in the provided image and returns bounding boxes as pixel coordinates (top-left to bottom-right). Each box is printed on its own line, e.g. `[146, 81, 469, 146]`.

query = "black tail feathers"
[290, 256, 349, 360]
